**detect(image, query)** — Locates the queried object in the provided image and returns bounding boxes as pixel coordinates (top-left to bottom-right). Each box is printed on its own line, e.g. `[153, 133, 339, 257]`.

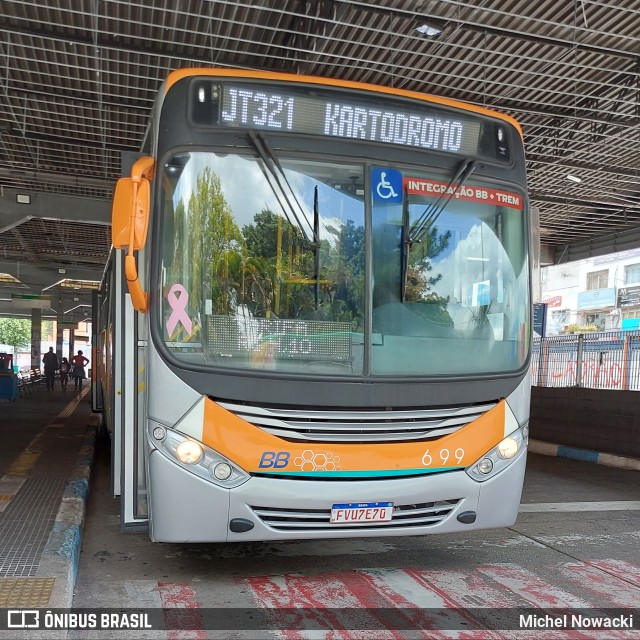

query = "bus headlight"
[213, 463, 232, 481]
[150, 424, 249, 488]
[176, 440, 203, 465]
[498, 437, 519, 459]
[466, 424, 528, 483]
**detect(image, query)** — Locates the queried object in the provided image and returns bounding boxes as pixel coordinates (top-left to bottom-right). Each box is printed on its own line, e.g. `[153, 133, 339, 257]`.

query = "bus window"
[161, 152, 365, 375]
[372, 173, 528, 376]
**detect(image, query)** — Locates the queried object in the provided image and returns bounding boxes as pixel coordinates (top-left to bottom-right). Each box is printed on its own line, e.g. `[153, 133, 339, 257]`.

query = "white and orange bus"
[94, 68, 531, 541]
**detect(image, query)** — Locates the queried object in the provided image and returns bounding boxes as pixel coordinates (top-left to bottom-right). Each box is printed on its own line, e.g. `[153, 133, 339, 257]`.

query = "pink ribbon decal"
[166, 284, 193, 337]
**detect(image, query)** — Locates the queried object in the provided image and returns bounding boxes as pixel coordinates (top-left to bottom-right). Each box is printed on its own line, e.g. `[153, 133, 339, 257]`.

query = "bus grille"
[250, 500, 460, 531]
[217, 401, 496, 443]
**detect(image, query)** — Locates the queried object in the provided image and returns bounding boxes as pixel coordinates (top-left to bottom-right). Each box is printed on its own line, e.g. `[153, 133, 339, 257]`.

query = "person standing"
[42, 346, 59, 391]
[71, 350, 90, 391]
[59, 357, 71, 390]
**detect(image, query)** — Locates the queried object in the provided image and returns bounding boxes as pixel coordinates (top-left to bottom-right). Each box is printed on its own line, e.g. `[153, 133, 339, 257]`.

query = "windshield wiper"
[400, 185, 411, 302]
[313, 185, 321, 309]
[247, 131, 318, 246]
[401, 158, 476, 301]
[409, 158, 476, 245]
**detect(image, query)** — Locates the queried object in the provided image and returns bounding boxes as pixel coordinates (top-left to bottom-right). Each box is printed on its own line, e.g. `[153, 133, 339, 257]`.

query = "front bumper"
[148, 447, 526, 542]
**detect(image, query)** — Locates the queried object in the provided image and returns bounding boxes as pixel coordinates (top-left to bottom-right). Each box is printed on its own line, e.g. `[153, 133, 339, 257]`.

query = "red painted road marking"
[587, 559, 640, 588]
[355, 569, 503, 639]
[158, 582, 207, 640]
[249, 572, 402, 639]
[248, 564, 640, 639]
[250, 569, 502, 638]
[403, 569, 589, 640]
[477, 564, 629, 640]
[477, 564, 593, 609]
[404, 569, 519, 631]
[560, 560, 640, 608]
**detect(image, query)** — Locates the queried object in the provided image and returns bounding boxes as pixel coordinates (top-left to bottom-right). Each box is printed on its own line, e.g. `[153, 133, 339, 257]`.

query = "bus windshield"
[159, 151, 529, 377]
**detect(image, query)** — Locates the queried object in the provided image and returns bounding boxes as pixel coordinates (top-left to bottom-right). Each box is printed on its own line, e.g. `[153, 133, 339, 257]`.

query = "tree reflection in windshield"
[161, 153, 366, 375]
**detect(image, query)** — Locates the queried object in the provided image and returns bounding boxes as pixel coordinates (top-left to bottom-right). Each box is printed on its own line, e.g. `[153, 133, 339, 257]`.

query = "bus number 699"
[421, 448, 465, 467]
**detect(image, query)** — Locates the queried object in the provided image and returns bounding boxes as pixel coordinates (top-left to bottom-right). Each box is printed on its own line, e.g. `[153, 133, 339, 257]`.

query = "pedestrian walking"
[59, 357, 70, 390]
[71, 350, 90, 391]
[42, 347, 58, 391]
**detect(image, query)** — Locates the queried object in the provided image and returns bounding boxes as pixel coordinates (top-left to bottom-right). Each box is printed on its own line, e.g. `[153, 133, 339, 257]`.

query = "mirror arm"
[124, 253, 148, 313]
[131, 155, 155, 182]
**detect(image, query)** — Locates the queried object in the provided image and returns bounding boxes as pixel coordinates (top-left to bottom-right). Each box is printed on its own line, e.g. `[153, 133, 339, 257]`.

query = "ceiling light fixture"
[566, 174, 582, 183]
[415, 23, 442, 37]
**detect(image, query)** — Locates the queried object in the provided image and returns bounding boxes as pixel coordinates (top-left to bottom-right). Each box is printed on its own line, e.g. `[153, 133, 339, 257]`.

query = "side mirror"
[111, 156, 155, 313]
[111, 177, 150, 250]
[111, 156, 154, 250]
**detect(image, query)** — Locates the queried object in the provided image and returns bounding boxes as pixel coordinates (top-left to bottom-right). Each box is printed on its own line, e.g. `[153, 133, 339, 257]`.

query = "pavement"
[529, 438, 640, 471]
[0, 382, 97, 611]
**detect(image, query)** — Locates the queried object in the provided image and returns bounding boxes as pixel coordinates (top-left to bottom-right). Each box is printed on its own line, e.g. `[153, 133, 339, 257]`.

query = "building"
[540, 248, 640, 335]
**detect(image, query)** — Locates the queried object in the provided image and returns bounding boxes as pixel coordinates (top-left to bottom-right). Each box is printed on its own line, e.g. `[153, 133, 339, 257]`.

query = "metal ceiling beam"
[456, 22, 639, 61]
[555, 225, 640, 264]
[0, 190, 111, 232]
[1, 0, 639, 263]
[0, 258, 103, 293]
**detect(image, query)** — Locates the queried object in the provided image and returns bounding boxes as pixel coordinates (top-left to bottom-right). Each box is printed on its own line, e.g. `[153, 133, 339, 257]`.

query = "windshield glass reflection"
[161, 152, 366, 375]
[159, 153, 529, 377]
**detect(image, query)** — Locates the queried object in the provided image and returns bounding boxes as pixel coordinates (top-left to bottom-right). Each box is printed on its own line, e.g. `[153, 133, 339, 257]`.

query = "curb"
[529, 438, 640, 472]
[36, 418, 99, 609]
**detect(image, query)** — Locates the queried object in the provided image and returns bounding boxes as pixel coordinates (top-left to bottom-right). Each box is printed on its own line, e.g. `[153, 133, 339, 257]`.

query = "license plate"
[330, 502, 394, 524]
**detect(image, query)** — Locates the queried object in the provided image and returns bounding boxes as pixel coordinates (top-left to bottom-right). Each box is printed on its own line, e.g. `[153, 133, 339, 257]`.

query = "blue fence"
[532, 331, 640, 390]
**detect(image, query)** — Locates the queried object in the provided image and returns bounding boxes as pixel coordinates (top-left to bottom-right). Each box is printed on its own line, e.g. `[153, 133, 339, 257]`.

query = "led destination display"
[195, 83, 483, 156]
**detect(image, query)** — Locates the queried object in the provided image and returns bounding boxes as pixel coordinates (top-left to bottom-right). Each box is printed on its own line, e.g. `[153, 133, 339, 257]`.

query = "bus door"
[112, 249, 149, 530]
[91, 289, 103, 413]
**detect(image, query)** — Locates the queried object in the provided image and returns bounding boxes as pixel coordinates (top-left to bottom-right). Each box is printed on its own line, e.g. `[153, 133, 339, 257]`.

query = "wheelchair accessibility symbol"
[372, 168, 403, 203]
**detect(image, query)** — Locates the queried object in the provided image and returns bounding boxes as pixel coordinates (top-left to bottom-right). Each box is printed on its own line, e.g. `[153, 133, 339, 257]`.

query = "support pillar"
[30, 308, 42, 369]
[55, 295, 64, 362]
[69, 328, 75, 361]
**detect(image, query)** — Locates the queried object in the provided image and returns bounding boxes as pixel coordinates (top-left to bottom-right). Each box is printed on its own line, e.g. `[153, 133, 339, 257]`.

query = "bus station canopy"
[0, 0, 639, 314]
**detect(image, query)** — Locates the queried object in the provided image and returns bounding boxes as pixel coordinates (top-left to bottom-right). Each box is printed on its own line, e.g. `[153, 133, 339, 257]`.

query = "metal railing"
[531, 331, 640, 390]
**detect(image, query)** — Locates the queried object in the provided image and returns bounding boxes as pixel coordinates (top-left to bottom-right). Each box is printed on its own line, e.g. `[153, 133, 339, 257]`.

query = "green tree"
[243, 209, 285, 260]
[243, 210, 366, 326]
[42, 320, 55, 340]
[407, 225, 451, 300]
[169, 199, 186, 285]
[0, 318, 31, 350]
[329, 220, 365, 327]
[186, 167, 243, 315]
[406, 225, 453, 327]
[243, 209, 312, 317]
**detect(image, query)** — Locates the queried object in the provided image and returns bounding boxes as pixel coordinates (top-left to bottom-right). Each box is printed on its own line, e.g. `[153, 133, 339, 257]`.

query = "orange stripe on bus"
[202, 397, 505, 474]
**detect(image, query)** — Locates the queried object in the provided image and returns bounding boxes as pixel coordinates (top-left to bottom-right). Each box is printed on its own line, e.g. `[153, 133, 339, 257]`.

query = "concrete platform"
[0, 384, 96, 609]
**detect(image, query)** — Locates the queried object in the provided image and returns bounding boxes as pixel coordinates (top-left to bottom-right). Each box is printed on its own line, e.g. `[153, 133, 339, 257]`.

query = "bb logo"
[258, 451, 290, 469]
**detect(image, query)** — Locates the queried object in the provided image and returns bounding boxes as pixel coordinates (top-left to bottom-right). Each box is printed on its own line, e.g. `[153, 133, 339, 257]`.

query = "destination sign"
[193, 82, 483, 156]
[206, 316, 352, 362]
